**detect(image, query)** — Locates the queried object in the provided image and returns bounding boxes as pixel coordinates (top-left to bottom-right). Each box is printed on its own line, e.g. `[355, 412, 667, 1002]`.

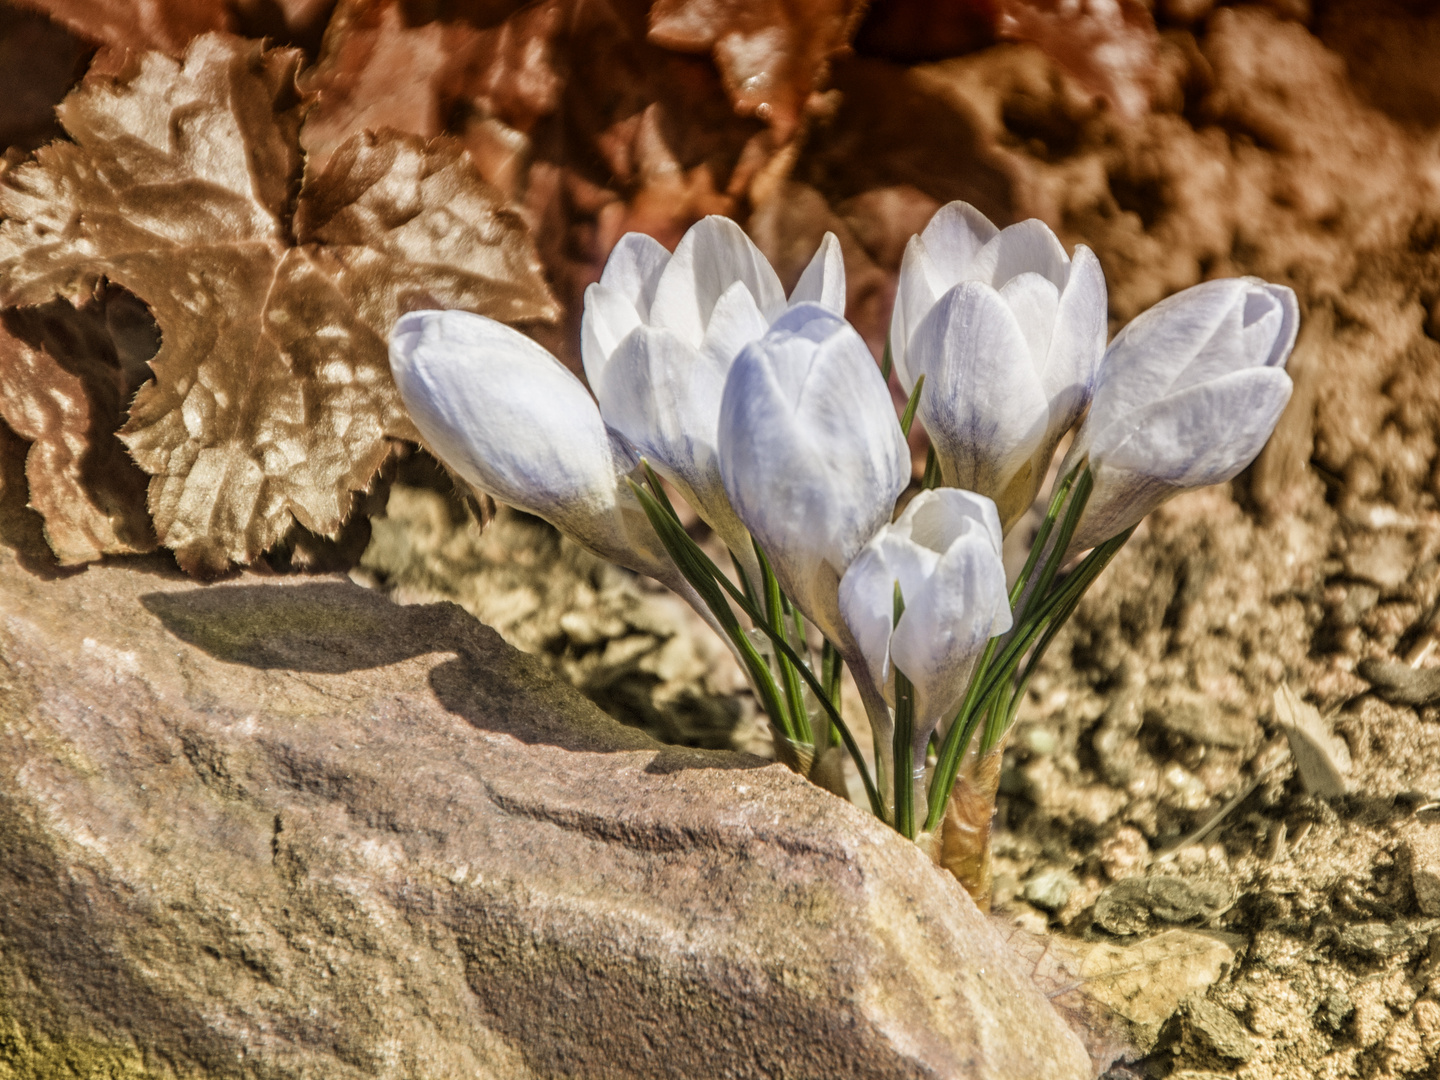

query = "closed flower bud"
[1062, 277, 1298, 552]
[839, 489, 1012, 757]
[890, 202, 1107, 528]
[389, 309, 673, 582]
[582, 218, 845, 574]
[718, 303, 909, 647]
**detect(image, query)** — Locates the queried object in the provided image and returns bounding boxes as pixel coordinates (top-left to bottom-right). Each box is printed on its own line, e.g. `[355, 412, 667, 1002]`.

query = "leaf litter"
[0, 32, 556, 574]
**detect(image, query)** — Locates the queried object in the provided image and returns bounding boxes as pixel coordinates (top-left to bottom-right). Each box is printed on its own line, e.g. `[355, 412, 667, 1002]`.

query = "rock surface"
[0, 549, 1091, 1080]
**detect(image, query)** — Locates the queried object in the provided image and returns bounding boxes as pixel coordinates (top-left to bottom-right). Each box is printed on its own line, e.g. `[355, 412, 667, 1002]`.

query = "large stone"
[0, 550, 1091, 1080]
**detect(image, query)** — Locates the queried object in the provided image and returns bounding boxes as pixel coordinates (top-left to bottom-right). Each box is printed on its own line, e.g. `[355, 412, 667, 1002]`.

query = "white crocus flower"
[581, 218, 846, 583]
[1061, 277, 1298, 553]
[839, 488, 1012, 763]
[389, 309, 676, 586]
[718, 303, 909, 651]
[890, 201, 1108, 529]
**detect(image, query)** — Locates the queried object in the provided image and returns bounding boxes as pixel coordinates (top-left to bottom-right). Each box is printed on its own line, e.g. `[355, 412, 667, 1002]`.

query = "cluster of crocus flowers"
[389, 203, 1298, 897]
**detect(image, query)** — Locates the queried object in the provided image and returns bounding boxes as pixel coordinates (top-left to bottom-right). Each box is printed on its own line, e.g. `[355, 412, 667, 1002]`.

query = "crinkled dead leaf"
[7, 0, 338, 55]
[647, 0, 868, 140]
[852, 0, 1158, 119]
[994, 0, 1157, 121]
[5, 0, 229, 55]
[303, 0, 773, 367]
[999, 922, 1237, 1065]
[0, 417, 54, 568]
[0, 33, 557, 575]
[0, 289, 156, 564]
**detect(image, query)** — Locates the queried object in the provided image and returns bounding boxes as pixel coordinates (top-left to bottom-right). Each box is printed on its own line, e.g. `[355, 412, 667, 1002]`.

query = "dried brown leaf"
[0, 416, 54, 567]
[994, 0, 1158, 121]
[5, 0, 338, 55]
[646, 0, 869, 139]
[303, 0, 774, 368]
[0, 290, 156, 563]
[5, 0, 230, 55]
[852, 0, 1158, 119]
[0, 33, 557, 575]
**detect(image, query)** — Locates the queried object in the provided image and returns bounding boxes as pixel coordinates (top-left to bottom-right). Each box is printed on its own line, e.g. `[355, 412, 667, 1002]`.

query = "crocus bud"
[890, 202, 1107, 528]
[389, 309, 672, 582]
[839, 489, 1012, 758]
[718, 303, 908, 648]
[581, 219, 846, 573]
[1061, 277, 1298, 552]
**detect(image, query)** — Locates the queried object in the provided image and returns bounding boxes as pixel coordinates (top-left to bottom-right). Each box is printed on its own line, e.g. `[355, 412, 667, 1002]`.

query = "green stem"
[631, 469, 882, 817]
[630, 474, 797, 746]
[899, 373, 925, 438]
[756, 541, 812, 747]
[891, 582, 916, 838]
[921, 445, 942, 490]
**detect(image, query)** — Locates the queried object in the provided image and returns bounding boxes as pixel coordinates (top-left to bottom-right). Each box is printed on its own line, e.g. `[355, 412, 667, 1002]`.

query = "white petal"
[1253, 281, 1300, 368]
[998, 271, 1061, 371]
[912, 282, 1050, 499]
[789, 231, 847, 315]
[1043, 244, 1108, 439]
[1084, 278, 1252, 457]
[699, 279, 770, 367]
[839, 541, 900, 702]
[593, 325, 728, 497]
[599, 232, 671, 321]
[891, 526, 1011, 730]
[897, 487, 1004, 558]
[390, 310, 662, 573]
[649, 215, 786, 349]
[719, 304, 907, 640]
[1074, 366, 1293, 550]
[889, 236, 939, 394]
[918, 201, 999, 286]
[580, 282, 643, 388]
[969, 218, 1069, 291]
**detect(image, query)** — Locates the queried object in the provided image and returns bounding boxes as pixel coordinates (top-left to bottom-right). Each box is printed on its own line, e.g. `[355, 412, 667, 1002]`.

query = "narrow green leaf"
[628, 471, 881, 813]
[880, 337, 893, 384]
[920, 444, 942, 490]
[899, 373, 925, 439]
[628, 475, 796, 745]
[891, 580, 916, 837]
[756, 540, 811, 746]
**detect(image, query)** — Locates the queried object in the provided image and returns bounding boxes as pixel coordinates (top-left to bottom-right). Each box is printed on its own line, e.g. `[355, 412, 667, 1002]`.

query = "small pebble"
[1023, 866, 1080, 913]
[1100, 827, 1150, 881]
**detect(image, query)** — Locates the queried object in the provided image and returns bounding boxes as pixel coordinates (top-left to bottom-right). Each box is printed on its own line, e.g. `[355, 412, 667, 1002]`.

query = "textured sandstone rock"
[0, 549, 1090, 1079]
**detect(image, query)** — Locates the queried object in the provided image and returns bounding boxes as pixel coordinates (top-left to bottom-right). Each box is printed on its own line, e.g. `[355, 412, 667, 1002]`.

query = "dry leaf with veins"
[0, 291, 157, 564]
[0, 33, 557, 575]
[646, 0, 869, 140]
[6, 0, 339, 55]
[303, 0, 773, 368]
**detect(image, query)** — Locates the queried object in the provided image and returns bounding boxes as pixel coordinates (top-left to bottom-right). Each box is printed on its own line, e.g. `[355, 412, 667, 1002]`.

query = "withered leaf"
[5, 0, 230, 56]
[852, 0, 1158, 120]
[0, 290, 156, 564]
[994, 0, 1158, 121]
[302, 0, 772, 368]
[646, 0, 868, 140]
[0, 3, 93, 153]
[0, 417, 54, 568]
[0, 33, 557, 575]
[7, 0, 339, 56]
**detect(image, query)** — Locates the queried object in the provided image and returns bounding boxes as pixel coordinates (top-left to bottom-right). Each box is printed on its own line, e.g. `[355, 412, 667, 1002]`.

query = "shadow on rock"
[143, 579, 764, 771]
